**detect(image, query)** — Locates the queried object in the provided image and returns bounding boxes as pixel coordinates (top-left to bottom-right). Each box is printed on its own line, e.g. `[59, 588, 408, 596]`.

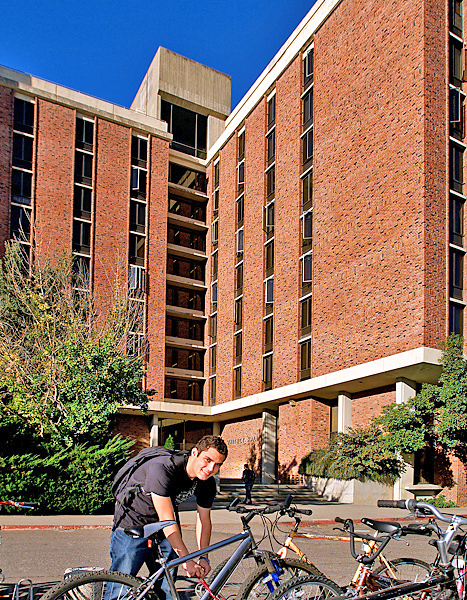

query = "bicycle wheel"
[204, 555, 261, 600]
[237, 558, 326, 600]
[372, 557, 432, 586]
[40, 570, 160, 600]
[268, 575, 343, 600]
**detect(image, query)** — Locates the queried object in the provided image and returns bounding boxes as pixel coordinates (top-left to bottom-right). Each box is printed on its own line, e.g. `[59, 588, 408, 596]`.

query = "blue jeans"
[109, 528, 177, 600]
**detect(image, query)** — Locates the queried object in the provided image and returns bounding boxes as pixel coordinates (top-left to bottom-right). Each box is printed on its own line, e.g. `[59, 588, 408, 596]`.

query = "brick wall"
[221, 417, 262, 479]
[146, 135, 169, 396]
[0, 87, 13, 255]
[216, 135, 237, 403]
[115, 413, 151, 455]
[312, 0, 439, 375]
[35, 99, 74, 263]
[274, 56, 302, 386]
[243, 100, 267, 396]
[93, 118, 130, 315]
[351, 387, 396, 428]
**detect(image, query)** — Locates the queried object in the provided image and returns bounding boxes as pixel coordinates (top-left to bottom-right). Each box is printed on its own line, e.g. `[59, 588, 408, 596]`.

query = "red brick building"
[0, 0, 465, 502]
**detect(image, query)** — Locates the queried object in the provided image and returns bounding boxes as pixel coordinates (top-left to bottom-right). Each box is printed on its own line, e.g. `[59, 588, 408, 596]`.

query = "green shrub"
[0, 435, 133, 514]
[423, 494, 458, 508]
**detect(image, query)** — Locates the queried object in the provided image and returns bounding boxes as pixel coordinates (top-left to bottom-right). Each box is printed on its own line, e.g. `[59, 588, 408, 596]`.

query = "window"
[129, 265, 145, 291]
[450, 302, 464, 334]
[73, 185, 92, 218]
[169, 162, 206, 193]
[238, 130, 245, 161]
[235, 297, 243, 331]
[300, 339, 311, 380]
[303, 89, 313, 130]
[10, 205, 31, 241]
[75, 151, 93, 185]
[211, 281, 218, 305]
[14, 98, 34, 134]
[302, 252, 313, 282]
[450, 0, 464, 36]
[236, 262, 243, 295]
[212, 219, 219, 246]
[450, 38, 464, 88]
[210, 313, 217, 342]
[451, 195, 465, 246]
[129, 233, 145, 266]
[450, 88, 465, 140]
[237, 228, 244, 254]
[266, 130, 275, 166]
[266, 166, 275, 200]
[131, 167, 147, 198]
[265, 201, 274, 228]
[302, 129, 313, 168]
[234, 366, 242, 398]
[210, 376, 216, 403]
[302, 171, 313, 210]
[130, 200, 146, 233]
[302, 210, 313, 240]
[263, 353, 273, 389]
[131, 136, 148, 167]
[303, 47, 314, 89]
[301, 296, 312, 335]
[213, 190, 219, 216]
[267, 94, 276, 130]
[214, 160, 220, 188]
[210, 345, 217, 374]
[235, 331, 242, 364]
[11, 169, 32, 205]
[237, 195, 244, 226]
[161, 100, 207, 159]
[72, 220, 91, 254]
[238, 162, 245, 194]
[12, 133, 33, 169]
[265, 277, 274, 303]
[265, 240, 274, 276]
[212, 250, 218, 279]
[76, 117, 94, 151]
[451, 144, 464, 193]
[450, 248, 464, 299]
[264, 316, 273, 352]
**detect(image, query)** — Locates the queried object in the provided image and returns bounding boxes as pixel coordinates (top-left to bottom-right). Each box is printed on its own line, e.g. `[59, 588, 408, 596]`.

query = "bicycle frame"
[133, 528, 257, 600]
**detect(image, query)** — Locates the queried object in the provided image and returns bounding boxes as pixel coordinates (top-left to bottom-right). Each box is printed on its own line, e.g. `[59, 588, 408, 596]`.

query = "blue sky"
[1, 0, 315, 111]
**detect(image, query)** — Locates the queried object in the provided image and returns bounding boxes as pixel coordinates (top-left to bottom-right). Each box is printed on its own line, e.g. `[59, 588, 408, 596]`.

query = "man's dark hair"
[195, 435, 228, 458]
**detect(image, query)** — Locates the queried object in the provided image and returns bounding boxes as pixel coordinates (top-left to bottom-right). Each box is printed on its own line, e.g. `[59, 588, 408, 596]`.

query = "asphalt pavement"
[1, 499, 466, 599]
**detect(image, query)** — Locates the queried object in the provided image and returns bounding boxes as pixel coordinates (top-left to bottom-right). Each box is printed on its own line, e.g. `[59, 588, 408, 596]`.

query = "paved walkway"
[2, 501, 466, 530]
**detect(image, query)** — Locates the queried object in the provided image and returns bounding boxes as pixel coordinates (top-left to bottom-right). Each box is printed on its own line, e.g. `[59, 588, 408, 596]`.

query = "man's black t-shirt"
[113, 451, 216, 529]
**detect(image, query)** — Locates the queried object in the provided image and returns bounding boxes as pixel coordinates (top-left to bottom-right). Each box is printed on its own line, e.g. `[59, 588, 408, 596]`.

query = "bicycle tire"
[372, 557, 432, 586]
[236, 558, 325, 600]
[204, 555, 263, 600]
[268, 575, 344, 600]
[40, 570, 160, 600]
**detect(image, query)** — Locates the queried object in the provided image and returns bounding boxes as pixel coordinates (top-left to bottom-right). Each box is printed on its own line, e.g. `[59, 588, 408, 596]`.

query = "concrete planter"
[304, 476, 393, 504]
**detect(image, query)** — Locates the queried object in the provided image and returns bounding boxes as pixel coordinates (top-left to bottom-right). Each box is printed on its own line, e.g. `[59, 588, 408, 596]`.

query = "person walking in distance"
[242, 463, 255, 505]
[109, 435, 228, 600]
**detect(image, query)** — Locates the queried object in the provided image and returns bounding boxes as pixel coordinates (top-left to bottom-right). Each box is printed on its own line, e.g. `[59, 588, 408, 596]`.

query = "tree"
[299, 335, 467, 486]
[0, 242, 149, 446]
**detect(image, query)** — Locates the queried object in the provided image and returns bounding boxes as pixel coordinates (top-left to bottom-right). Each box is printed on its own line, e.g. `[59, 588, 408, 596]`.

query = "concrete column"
[261, 409, 278, 484]
[150, 415, 159, 447]
[213, 422, 221, 436]
[394, 379, 416, 499]
[337, 393, 352, 433]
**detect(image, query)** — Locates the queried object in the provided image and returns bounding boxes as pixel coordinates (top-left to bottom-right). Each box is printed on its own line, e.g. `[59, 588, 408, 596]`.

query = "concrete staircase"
[215, 481, 333, 507]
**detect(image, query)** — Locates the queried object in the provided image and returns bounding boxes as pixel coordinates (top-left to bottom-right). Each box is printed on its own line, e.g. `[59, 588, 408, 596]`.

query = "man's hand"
[183, 559, 207, 578]
[198, 557, 211, 576]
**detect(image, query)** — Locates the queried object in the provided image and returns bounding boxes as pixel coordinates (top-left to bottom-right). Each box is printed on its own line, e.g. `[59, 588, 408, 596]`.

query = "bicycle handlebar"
[377, 499, 467, 525]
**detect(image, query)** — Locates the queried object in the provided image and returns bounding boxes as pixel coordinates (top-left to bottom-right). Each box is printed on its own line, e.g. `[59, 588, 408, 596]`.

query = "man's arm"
[151, 493, 206, 578]
[196, 505, 212, 575]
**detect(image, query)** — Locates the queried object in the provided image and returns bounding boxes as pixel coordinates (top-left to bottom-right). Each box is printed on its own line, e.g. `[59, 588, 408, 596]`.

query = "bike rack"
[13, 579, 34, 600]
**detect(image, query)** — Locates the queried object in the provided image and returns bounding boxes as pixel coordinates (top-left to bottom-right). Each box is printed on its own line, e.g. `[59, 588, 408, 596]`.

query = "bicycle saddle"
[125, 520, 177, 539]
[361, 517, 402, 534]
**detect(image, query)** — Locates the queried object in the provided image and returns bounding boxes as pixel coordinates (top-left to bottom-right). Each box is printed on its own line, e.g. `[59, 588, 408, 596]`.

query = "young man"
[109, 435, 228, 599]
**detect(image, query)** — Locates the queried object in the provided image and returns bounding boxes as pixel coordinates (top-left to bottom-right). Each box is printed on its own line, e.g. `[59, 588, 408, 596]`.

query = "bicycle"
[267, 499, 467, 600]
[214, 497, 431, 600]
[40, 500, 333, 600]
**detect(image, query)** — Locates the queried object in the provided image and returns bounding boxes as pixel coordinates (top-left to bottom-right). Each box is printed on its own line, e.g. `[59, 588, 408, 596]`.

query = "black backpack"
[111, 446, 187, 506]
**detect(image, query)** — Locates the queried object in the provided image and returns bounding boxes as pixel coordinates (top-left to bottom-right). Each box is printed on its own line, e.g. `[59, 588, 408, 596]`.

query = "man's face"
[189, 447, 226, 480]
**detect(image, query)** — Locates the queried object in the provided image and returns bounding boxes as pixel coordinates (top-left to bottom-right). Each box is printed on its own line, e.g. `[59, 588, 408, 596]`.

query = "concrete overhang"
[120, 346, 443, 422]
